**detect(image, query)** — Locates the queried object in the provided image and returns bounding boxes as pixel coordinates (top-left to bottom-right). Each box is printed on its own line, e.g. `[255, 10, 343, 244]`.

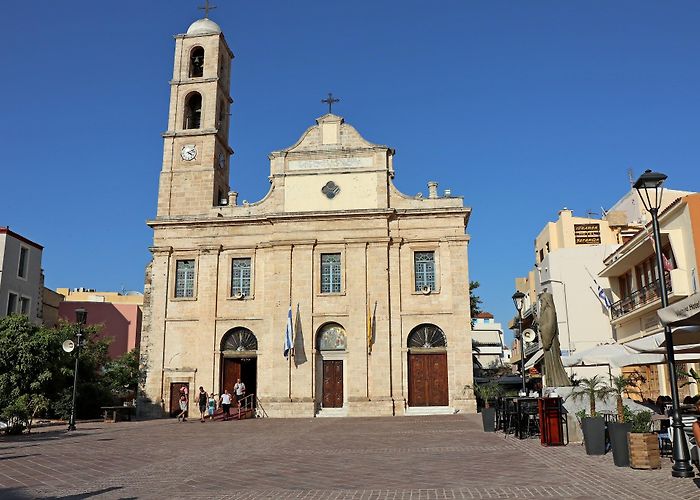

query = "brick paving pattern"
[0, 414, 699, 499]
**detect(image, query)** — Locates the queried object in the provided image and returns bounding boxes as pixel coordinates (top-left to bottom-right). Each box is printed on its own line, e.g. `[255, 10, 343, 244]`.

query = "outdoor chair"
[518, 399, 540, 439]
[503, 398, 519, 437]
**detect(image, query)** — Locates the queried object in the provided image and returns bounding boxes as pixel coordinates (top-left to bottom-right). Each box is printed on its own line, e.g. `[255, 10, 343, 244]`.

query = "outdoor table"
[101, 405, 135, 423]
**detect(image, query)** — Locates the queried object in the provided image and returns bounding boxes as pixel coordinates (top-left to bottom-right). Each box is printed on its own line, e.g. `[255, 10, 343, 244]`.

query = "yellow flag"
[367, 300, 376, 354]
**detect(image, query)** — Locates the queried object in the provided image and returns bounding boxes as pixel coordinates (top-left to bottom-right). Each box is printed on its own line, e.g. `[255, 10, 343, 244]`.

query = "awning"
[658, 292, 700, 328]
[562, 342, 700, 367]
[524, 349, 544, 369]
[563, 344, 652, 367]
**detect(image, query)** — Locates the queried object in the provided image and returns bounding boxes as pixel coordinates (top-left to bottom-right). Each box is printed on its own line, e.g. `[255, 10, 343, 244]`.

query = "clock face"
[180, 144, 197, 161]
[218, 152, 226, 169]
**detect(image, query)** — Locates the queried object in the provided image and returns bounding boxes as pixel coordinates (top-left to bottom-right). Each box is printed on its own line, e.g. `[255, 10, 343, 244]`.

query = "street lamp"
[67, 308, 87, 432]
[633, 169, 694, 478]
[512, 291, 527, 395]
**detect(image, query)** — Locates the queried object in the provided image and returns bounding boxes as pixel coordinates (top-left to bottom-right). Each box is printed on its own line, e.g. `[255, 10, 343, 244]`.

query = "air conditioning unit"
[219, 199, 228, 206]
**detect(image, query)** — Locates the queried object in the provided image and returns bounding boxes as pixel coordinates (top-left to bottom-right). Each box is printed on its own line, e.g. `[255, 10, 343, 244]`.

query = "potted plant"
[607, 375, 637, 467]
[566, 375, 613, 455]
[627, 410, 660, 469]
[466, 381, 503, 432]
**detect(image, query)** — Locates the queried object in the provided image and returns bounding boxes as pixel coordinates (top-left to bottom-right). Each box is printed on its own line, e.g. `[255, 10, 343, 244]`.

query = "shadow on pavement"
[45, 486, 128, 499]
[0, 453, 40, 461]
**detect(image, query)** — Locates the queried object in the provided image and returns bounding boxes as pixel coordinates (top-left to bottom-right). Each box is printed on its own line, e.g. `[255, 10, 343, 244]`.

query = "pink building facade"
[59, 302, 141, 359]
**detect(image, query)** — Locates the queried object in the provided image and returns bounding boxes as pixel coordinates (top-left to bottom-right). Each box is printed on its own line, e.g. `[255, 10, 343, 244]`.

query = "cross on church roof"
[321, 93, 340, 114]
[198, 0, 217, 18]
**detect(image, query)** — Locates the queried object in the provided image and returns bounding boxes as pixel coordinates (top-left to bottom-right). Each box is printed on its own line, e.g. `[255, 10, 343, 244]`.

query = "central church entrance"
[220, 327, 258, 399]
[407, 324, 448, 407]
[315, 323, 347, 412]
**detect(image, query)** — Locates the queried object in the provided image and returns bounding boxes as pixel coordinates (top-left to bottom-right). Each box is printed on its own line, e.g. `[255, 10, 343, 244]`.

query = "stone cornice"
[148, 207, 470, 229]
[149, 246, 173, 256]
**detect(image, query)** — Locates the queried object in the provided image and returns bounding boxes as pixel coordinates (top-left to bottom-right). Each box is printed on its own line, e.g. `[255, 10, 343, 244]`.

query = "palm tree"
[567, 375, 615, 417]
[610, 374, 638, 422]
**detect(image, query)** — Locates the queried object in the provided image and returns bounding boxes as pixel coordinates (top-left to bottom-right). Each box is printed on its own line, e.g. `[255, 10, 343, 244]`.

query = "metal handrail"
[235, 393, 268, 419]
[611, 272, 672, 320]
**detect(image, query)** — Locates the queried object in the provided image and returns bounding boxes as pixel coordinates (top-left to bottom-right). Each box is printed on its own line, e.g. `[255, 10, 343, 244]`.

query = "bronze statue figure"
[538, 292, 572, 387]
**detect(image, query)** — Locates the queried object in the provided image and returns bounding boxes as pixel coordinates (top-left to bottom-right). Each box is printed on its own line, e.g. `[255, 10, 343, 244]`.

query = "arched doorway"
[220, 327, 258, 399]
[316, 323, 346, 410]
[407, 324, 448, 407]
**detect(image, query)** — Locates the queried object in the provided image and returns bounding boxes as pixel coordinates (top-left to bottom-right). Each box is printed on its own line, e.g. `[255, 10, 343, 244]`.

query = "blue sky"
[3, 1, 700, 343]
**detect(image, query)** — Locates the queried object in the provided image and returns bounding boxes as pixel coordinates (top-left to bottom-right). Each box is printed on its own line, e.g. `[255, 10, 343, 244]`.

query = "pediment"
[276, 114, 387, 155]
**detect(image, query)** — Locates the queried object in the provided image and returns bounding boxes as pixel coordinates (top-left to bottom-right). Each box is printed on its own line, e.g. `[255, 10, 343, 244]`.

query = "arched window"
[407, 324, 446, 349]
[190, 47, 204, 77]
[317, 323, 346, 351]
[221, 327, 258, 352]
[184, 93, 202, 129]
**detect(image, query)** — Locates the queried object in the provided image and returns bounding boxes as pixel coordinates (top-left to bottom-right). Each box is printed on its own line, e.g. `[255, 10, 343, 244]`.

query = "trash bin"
[538, 397, 567, 446]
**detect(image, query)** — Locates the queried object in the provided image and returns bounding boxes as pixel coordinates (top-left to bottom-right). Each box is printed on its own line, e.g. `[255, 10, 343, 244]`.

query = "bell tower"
[156, 17, 233, 217]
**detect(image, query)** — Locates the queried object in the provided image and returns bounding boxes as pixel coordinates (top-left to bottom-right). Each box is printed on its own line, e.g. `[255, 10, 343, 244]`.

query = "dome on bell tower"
[186, 18, 222, 36]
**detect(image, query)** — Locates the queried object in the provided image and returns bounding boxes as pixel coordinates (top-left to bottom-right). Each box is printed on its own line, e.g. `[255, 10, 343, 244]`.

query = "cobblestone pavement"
[1, 414, 699, 499]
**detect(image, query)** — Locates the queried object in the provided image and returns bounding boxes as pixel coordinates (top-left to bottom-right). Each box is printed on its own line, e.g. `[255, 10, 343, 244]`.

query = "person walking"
[197, 386, 208, 422]
[220, 389, 232, 421]
[177, 394, 188, 422]
[207, 391, 217, 421]
[234, 378, 246, 408]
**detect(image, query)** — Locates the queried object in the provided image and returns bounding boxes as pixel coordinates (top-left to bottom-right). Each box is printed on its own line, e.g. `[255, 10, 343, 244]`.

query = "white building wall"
[536, 245, 619, 355]
[0, 231, 44, 324]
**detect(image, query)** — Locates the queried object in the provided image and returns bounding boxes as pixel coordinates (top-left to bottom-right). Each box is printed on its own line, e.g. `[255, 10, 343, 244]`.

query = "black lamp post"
[67, 308, 87, 432]
[633, 169, 694, 478]
[512, 291, 527, 395]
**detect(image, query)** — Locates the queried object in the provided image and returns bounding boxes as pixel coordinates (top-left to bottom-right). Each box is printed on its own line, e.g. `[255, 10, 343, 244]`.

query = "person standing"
[177, 394, 188, 422]
[220, 389, 232, 421]
[234, 378, 246, 408]
[207, 391, 217, 421]
[197, 387, 208, 422]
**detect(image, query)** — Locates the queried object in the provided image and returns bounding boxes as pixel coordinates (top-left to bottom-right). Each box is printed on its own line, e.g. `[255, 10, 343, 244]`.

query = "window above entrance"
[222, 327, 258, 352]
[408, 324, 446, 349]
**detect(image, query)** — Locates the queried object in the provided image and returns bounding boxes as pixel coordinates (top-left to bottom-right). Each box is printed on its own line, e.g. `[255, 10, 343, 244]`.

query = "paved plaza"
[0, 414, 699, 499]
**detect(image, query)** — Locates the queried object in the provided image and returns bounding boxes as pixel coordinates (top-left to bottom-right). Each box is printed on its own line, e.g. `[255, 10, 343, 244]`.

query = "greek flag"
[596, 282, 612, 309]
[284, 305, 294, 358]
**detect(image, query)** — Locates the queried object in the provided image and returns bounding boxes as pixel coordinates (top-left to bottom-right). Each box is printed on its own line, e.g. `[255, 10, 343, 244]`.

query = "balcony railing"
[611, 272, 671, 320]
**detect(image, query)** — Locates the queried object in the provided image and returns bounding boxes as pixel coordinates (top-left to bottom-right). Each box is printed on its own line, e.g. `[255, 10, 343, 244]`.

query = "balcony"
[611, 272, 671, 320]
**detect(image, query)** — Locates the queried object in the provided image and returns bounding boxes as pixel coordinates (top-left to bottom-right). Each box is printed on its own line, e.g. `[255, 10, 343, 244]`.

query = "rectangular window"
[19, 297, 30, 316]
[414, 251, 436, 291]
[175, 260, 195, 298]
[320, 253, 341, 293]
[7, 293, 17, 315]
[231, 258, 252, 297]
[18, 247, 28, 278]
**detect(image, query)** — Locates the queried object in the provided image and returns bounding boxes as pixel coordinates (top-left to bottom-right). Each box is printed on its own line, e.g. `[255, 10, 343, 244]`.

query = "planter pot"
[627, 432, 661, 469]
[608, 422, 632, 467]
[481, 407, 496, 432]
[581, 416, 606, 455]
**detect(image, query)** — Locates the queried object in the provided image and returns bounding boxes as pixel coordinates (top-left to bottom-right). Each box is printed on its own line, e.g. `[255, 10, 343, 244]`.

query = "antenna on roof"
[627, 168, 634, 188]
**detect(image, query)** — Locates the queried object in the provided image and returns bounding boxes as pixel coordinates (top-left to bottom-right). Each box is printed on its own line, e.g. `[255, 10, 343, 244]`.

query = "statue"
[538, 292, 572, 387]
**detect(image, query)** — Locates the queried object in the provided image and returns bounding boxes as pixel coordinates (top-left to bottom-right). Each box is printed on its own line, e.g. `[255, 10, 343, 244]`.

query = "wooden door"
[222, 358, 241, 395]
[322, 360, 343, 408]
[169, 382, 189, 417]
[408, 353, 448, 407]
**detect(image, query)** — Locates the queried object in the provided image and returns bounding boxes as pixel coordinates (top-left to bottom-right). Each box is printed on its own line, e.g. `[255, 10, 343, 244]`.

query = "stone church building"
[140, 17, 475, 418]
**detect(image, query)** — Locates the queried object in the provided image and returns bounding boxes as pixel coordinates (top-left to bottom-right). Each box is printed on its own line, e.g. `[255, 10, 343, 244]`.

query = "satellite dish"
[522, 329, 537, 343]
[62, 340, 75, 353]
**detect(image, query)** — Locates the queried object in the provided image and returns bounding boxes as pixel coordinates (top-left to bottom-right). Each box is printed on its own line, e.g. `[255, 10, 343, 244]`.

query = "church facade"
[140, 17, 476, 418]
